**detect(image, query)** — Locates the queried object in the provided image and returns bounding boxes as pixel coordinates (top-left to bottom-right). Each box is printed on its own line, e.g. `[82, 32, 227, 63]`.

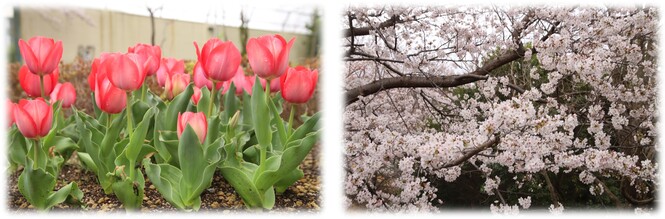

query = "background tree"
[343, 6, 657, 213]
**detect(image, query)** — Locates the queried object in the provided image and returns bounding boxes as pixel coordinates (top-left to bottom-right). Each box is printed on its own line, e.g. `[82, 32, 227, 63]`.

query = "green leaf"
[288, 112, 321, 144]
[45, 182, 83, 209]
[219, 166, 264, 208]
[9, 128, 28, 170]
[165, 84, 194, 131]
[197, 87, 211, 114]
[125, 107, 156, 163]
[111, 169, 145, 211]
[18, 161, 54, 209]
[178, 125, 207, 204]
[223, 82, 238, 123]
[254, 131, 319, 192]
[251, 77, 272, 148]
[143, 158, 186, 210]
[76, 152, 99, 173]
[274, 168, 304, 194]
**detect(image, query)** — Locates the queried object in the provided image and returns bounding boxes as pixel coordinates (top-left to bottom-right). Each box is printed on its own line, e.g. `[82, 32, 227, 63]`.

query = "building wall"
[17, 8, 311, 64]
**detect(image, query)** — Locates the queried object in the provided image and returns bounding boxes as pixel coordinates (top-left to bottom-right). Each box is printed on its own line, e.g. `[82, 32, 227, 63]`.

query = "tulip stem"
[287, 104, 296, 137]
[126, 92, 134, 138]
[33, 138, 41, 169]
[209, 85, 217, 116]
[141, 84, 146, 101]
[39, 75, 46, 100]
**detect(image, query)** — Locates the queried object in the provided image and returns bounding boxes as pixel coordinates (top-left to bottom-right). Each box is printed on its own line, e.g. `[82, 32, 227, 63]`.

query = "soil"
[7, 145, 320, 213]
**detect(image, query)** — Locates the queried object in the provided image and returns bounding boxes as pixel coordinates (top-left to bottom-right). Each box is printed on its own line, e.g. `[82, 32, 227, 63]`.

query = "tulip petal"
[247, 38, 275, 78]
[14, 106, 39, 138]
[42, 40, 63, 75]
[18, 39, 41, 75]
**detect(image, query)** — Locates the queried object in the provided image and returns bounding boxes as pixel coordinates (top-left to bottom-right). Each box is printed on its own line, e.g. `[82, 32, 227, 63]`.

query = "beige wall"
[17, 8, 311, 64]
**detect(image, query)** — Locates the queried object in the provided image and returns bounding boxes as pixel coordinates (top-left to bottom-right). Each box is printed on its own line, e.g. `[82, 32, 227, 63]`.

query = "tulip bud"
[128, 43, 162, 76]
[165, 73, 191, 99]
[156, 58, 185, 87]
[50, 82, 77, 108]
[247, 34, 295, 80]
[229, 110, 240, 129]
[192, 87, 202, 105]
[194, 39, 241, 82]
[19, 65, 59, 98]
[13, 98, 53, 139]
[280, 66, 318, 104]
[18, 36, 63, 76]
[107, 53, 149, 91]
[88, 53, 120, 91]
[177, 112, 208, 144]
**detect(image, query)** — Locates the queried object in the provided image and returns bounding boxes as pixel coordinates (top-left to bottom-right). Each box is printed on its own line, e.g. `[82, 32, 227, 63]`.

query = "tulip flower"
[165, 73, 191, 99]
[246, 34, 295, 80]
[50, 82, 77, 108]
[8, 100, 16, 127]
[128, 43, 162, 76]
[18, 36, 63, 76]
[280, 66, 318, 104]
[107, 53, 149, 91]
[19, 65, 59, 98]
[194, 39, 241, 82]
[222, 68, 253, 96]
[94, 67, 128, 114]
[156, 58, 185, 87]
[13, 98, 53, 139]
[192, 87, 202, 105]
[88, 53, 120, 91]
[177, 112, 207, 144]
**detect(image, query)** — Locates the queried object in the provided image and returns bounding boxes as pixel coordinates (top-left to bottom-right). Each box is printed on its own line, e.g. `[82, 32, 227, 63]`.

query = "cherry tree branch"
[441, 135, 500, 168]
[344, 15, 405, 37]
[345, 48, 526, 105]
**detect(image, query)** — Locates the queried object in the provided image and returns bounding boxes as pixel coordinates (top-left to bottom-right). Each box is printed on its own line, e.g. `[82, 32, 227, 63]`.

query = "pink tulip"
[88, 53, 120, 91]
[107, 53, 149, 91]
[192, 87, 201, 105]
[128, 43, 162, 76]
[18, 36, 63, 75]
[177, 112, 207, 144]
[50, 82, 77, 108]
[13, 98, 53, 139]
[222, 68, 253, 96]
[8, 100, 16, 127]
[156, 58, 185, 87]
[194, 39, 241, 82]
[280, 66, 318, 104]
[165, 73, 191, 99]
[246, 34, 295, 80]
[94, 62, 127, 114]
[19, 65, 59, 98]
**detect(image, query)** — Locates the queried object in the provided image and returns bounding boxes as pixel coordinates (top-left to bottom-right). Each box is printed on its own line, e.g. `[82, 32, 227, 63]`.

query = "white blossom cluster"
[344, 6, 657, 213]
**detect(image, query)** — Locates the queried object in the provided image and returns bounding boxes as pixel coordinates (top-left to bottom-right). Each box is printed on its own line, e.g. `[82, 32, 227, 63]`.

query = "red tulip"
[156, 58, 185, 87]
[88, 53, 120, 91]
[222, 68, 252, 96]
[194, 39, 241, 82]
[192, 87, 201, 105]
[177, 112, 207, 144]
[50, 82, 77, 108]
[165, 73, 191, 99]
[107, 53, 149, 91]
[19, 65, 59, 98]
[94, 64, 127, 114]
[8, 100, 16, 127]
[13, 98, 53, 139]
[246, 34, 295, 80]
[18, 36, 63, 75]
[280, 66, 318, 104]
[128, 43, 162, 76]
